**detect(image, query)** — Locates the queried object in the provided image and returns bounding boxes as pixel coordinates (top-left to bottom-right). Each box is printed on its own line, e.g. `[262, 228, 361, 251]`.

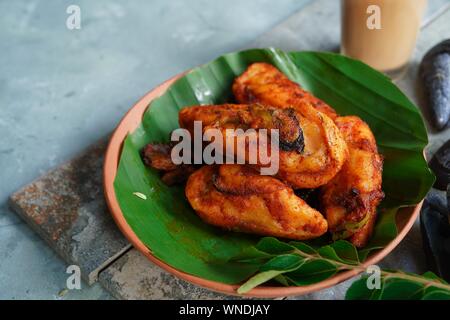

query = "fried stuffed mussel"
[233, 62, 338, 120]
[179, 103, 304, 153]
[321, 116, 384, 247]
[179, 103, 348, 189]
[232, 63, 347, 188]
[185, 164, 328, 240]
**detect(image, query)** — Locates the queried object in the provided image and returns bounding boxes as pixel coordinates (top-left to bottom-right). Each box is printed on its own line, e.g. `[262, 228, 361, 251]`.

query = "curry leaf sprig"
[236, 237, 450, 299]
[235, 237, 360, 293]
[346, 271, 450, 300]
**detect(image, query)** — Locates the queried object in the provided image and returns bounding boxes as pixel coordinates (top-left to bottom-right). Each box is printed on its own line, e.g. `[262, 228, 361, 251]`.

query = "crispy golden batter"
[233, 62, 338, 120]
[179, 103, 304, 153]
[185, 165, 328, 240]
[180, 103, 347, 188]
[232, 63, 348, 188]
[179, 103, 304, 166]
[321, 116, 384, 248]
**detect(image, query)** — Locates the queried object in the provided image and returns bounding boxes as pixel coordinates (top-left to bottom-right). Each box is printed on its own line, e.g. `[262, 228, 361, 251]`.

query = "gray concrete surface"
[98, 249, 239, 300]
[2, 0, 449, 300]
[9, 139, 131, 285]
[0, 0, 312, 299]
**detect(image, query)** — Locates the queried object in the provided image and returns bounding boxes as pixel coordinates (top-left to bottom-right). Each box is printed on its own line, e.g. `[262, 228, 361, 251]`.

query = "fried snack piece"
[233, 62, 338, 120]
[179, 103, 304, 153]
[179, 103, 348, 188]
[232, 64, 348, 188]
[185, 164, 328, 240]
[142, 144, 177, 171]
[142, 143, 195, 185]
[321, 116, 384, 248]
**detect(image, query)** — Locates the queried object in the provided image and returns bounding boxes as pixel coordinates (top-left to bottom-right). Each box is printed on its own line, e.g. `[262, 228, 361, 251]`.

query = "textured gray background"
[0, 0, 312, 300]
[2, 0, 449, 300]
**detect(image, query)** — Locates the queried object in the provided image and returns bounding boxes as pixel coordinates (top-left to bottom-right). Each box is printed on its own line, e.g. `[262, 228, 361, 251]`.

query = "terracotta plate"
[103, 73, 423, 298]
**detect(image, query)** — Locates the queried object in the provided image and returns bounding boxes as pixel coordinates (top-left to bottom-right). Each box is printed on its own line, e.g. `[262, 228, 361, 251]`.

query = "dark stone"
[420, 189, 450, 282]
[420, 39, 450, 131]
[429, 139, 450, 190]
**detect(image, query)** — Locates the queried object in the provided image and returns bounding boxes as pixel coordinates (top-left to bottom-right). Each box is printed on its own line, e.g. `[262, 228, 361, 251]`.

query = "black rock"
[420, 188, 450, 282]
[420, 39, 450, 131]
[429, 139, 450, 190]
[426, 188, 447, 212]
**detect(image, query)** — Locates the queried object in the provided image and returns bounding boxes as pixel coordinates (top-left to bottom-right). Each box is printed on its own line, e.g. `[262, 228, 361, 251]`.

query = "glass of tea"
[341, 0, 427, 78]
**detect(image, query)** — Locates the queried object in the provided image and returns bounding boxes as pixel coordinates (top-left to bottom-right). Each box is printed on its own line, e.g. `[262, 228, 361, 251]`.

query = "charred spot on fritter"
[141, 143, 177, 170]
[337, 188, 366, 220]
[243, 104, 304, 153]
[212, 171, 256, 196]
[335, 188, 384, 225]
[273, 108, 304, 153]
[293, 91, 305, 99]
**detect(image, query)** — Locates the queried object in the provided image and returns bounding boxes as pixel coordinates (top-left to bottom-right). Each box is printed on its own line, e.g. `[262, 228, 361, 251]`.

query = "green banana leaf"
[113, 48, 434, 286]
